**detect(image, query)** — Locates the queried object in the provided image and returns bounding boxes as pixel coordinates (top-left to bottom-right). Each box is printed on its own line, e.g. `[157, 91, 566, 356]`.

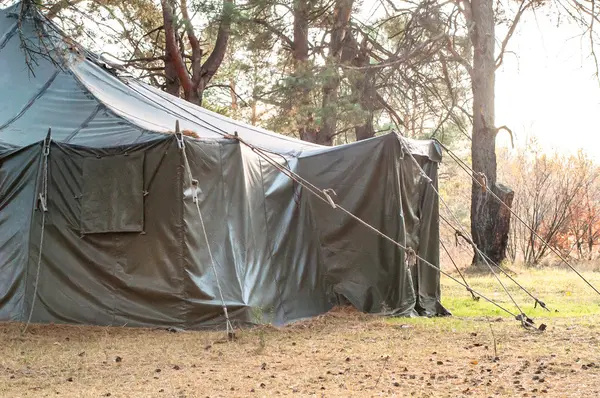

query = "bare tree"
[501, 145, 593, 265]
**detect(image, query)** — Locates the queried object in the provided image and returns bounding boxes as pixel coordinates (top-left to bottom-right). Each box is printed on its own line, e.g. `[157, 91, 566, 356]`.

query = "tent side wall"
[0, 145, 40, 321]
[0, 132, 444, 328]
[297, 133, 445, 316]
[247, 145, 332, 323]
[412, 158, 446, 316]
[180, 140, 250, 327]
[182, 140, 332, 328]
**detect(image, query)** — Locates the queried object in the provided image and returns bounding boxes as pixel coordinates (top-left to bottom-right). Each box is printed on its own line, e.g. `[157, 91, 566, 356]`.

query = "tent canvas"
[0, 3, 448, 329]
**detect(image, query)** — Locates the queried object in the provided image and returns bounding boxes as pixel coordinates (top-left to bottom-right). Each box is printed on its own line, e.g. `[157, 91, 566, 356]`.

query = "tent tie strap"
[36, 130, 52, 212]
[37, 193, 48, 212]
[175, 123, 185, 149]
[322, 188, 337, 209]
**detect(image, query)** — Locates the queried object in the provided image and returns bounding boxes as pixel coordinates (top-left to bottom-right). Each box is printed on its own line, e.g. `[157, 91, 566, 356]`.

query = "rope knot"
[405, 247, 417, 267]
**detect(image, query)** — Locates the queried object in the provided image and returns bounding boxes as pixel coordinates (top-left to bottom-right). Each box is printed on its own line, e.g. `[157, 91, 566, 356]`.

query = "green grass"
[387, 267, 600, 332]
[441, 267, 600, 318]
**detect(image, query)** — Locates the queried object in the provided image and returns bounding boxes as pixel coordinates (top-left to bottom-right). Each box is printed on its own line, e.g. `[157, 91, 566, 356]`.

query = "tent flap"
[80, 153, 145, 234]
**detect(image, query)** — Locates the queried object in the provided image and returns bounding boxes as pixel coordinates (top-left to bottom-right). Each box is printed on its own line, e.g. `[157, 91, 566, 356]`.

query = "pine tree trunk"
[340, 32, 376, 142]
[320, 0, 354, 142]
[164, 59, 181, 98]
[470, 0, 513, 265]
[355, 113, 374, 141]
[292, 0, 315, 143]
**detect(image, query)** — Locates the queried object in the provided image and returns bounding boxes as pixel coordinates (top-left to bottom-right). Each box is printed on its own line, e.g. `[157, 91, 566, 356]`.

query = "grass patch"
[440, 268, 600, 319]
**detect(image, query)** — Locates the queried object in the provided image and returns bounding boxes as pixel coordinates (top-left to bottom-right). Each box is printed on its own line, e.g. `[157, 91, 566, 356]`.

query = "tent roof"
[0, 3, 441, 160]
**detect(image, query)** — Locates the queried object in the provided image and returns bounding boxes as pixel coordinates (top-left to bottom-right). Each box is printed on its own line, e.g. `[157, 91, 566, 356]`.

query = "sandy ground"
[1, 305, 599, 398]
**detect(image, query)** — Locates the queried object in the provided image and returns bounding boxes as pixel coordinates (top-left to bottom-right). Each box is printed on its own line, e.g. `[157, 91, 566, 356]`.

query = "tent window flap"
[80, 153, 144, 234]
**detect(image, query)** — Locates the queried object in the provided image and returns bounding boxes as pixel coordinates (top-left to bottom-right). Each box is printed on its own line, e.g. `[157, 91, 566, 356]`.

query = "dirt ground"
[1, 305, 599, 398]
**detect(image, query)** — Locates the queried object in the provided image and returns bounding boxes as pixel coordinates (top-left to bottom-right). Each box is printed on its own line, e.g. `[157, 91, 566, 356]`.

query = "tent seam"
[394, 139, 418, 315]
[220, 143, 245, 305]
[63, 104, 104, 142]
[177, 137, 188, 330]
[69, 69, 165, 134]
[0, 23, 17, 51]
[0, 70, 60, 131]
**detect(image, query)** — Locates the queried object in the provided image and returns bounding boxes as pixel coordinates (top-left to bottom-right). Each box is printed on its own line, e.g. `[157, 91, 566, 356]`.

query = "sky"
[495, 10, 600, 160]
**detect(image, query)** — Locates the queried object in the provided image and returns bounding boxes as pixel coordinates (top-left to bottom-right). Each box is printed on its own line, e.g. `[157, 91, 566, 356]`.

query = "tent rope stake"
[437, 140, 600, 297]
[176, 123, 234, 339]
[23, 128, 51, 334]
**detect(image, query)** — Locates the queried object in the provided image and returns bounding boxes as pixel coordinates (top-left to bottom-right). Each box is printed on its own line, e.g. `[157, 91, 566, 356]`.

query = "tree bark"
[354, 113, 374, 141]
[230, 79, 238, 111]
[161, 0, 232, 106]
[196, 0, 233, 105]
[292, 0, 316, 143]
[341, 32, 377, 141]
[469, 0, 513, 265]
[162, 0, 195, 100]
[164, 58, 181, 97]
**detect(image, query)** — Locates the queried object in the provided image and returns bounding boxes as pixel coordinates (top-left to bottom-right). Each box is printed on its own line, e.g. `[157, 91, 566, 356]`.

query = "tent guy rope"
[439, 214, 550, 311]
[440, 239, 478, 301]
